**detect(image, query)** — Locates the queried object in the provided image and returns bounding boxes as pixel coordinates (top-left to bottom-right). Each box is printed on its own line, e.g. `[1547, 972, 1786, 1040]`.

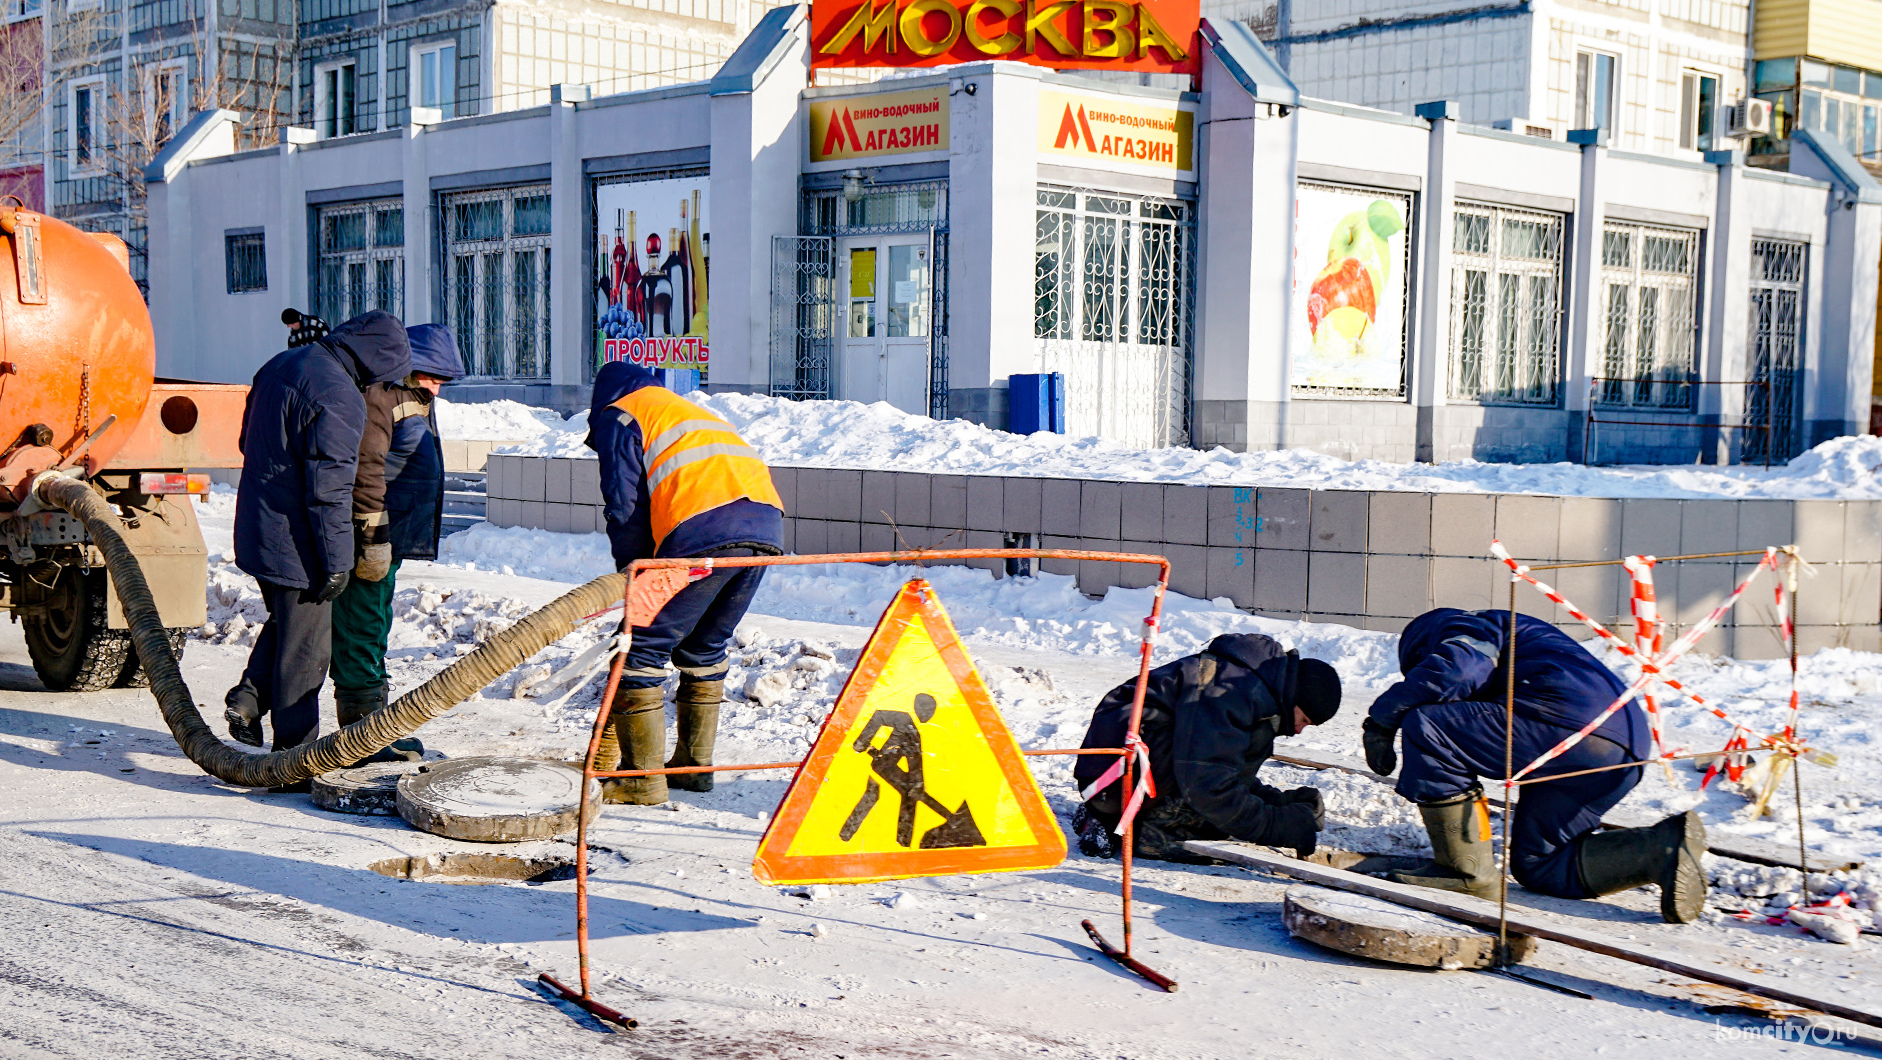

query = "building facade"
[145, 6, 1882, 466]
[1745, 0, 1882, 172]
[1228, 0, 1753, 158]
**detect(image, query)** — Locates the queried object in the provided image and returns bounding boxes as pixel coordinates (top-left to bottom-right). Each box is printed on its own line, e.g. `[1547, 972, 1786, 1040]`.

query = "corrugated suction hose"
[37, 474, 623, 788]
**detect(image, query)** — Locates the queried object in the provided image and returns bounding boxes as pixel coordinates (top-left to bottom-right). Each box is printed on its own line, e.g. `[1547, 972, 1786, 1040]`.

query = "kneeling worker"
[330, 323, 466, 759]
[1074, 633, 1343, 862]
[585, 361, 784, 804]
[1362, 607, 1706, 923]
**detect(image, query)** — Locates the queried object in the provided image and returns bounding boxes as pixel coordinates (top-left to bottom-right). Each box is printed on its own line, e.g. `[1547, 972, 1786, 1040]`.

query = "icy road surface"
[0, 508, 1878, 1057]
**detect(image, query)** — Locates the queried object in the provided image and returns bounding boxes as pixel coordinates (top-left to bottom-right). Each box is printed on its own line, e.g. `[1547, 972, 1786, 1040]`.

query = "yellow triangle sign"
[752, 579, 1067, 886]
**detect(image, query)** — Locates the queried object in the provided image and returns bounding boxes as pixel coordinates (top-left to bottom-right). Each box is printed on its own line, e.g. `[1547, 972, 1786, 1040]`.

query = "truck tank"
[0, 201, 246, 692]
[0, 203, 157, 496]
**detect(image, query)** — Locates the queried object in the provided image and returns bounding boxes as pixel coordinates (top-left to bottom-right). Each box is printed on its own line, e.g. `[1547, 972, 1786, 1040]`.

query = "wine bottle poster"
[594, 175, 710, 373]
[1288, 183, 1412, 393]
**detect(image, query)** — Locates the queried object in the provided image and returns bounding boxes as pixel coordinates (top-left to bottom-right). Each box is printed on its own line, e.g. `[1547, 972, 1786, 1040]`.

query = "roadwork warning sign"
[752, 580, 1066, 885]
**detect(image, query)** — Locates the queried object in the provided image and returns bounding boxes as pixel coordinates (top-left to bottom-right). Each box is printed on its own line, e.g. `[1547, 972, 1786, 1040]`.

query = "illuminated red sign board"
[810, 0, 1200, 75]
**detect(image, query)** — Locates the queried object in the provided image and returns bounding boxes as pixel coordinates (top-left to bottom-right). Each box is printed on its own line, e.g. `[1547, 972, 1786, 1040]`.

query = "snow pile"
[196, 551, 532, 653]
[487, 391, 1882, 499]
[1708, 862, 1881, 935]
[436, 522, 615, 583]
[434, 398, 572, 441]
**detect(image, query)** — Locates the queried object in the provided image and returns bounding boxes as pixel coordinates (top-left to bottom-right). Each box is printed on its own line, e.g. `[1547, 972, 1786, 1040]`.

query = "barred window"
[1448, 204, 1564, 405]
[1744, 239, 1807, 463]
[315, 200, 404, 323]
[1033, 187, 1195, 448]
[1595, 223, 1700, 409]
[225, 230, 268, 293]
[443, 186, 551, 379]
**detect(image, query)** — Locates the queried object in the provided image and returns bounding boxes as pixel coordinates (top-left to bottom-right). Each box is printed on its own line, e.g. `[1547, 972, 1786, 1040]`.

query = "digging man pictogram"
[838, 692, 986, 849]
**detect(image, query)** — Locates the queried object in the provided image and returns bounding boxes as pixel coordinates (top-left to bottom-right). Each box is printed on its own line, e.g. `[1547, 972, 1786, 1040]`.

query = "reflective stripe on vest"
[611, 387, 783, 546]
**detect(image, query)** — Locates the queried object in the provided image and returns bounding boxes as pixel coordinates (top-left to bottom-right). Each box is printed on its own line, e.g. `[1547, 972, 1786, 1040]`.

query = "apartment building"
[1747, 0, 1882, 171]
[1228, 0, 1753, 156]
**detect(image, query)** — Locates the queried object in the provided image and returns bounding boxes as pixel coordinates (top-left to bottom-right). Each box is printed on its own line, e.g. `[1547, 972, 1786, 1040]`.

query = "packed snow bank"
[492, 391, 1882, 499]
[434, 397, 572, 440]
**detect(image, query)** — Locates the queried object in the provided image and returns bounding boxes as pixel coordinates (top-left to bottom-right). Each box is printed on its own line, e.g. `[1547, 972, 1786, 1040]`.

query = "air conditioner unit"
[1724, 98, 1774, 138]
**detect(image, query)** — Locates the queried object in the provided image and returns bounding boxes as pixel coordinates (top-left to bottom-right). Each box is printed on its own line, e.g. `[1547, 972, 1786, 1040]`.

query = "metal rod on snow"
[1497, 577, 1518, 965]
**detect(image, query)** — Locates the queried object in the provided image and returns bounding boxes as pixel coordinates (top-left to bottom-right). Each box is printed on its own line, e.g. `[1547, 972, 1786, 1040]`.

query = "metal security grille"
[1033, 187, 1195, 448]
[1595, 223, 1701, 410]
[1448, 203, 1564, 405]
[1744, 238, 1807, 464]
[769, 236, 836, 401]
[225, 232, 267, 293]
[797, 181, 949, 416]
[316, 200, 404, 323]
[444, 186, 551, 380]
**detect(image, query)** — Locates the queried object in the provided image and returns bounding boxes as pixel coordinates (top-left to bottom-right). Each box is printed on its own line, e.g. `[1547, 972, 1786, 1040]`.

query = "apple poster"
[1290, 184, 1411, 392]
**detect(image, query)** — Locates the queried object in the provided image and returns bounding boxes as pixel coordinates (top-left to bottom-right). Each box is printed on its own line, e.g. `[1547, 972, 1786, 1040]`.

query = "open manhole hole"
[368, 853, 575, 885]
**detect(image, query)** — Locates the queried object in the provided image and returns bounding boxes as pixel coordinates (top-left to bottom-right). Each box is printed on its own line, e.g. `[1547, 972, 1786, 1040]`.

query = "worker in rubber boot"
[585, 360, 784, 805]
[224, 311, 411, 761]
[329, 323, 465, 764]
[1362, 607, 1708, 923]
[1072, 633, 1343, 863]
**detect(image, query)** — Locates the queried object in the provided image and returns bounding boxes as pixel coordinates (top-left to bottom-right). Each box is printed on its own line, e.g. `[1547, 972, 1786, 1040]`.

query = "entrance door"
[838, 235, 932, 415]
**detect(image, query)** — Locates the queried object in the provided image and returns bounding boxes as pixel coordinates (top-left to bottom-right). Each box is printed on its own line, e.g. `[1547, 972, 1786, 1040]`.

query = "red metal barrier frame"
[543, 547, 1176, 1027]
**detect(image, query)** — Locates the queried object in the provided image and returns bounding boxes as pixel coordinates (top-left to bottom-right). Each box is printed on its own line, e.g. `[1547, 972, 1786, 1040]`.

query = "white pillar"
[706, 8, 809, 392]
[1703, 148, 1751, 463]
[547, 85, 586, 390]
[1790, 131, 1882, 444]
[402, 118, 431, 325]
[1411, 101, 1455, 462]
[1563, 128, 1609, 462]
[945, 69, 1037, 422]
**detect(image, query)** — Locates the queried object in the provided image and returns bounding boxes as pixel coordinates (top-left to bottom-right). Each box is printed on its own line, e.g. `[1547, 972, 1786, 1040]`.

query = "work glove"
[312, 570, 351, 603]
[355, 543, 393, 582]
[1281, 786, 1326, 829]
[1264, 801, 1319, 860]
[1362, 718, 1398, 777]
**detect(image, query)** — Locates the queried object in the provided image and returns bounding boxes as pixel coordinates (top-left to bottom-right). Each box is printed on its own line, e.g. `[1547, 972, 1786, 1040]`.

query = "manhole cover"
[313, 760, 429, 816]
[369, 852, 575, 885]
[1282, 884, 1537, 970]
[396, 756, 600, 843]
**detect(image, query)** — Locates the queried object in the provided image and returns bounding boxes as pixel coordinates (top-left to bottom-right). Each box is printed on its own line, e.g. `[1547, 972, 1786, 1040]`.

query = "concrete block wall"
[483, 455, 1882, 657]
[439, 438, 520, 473]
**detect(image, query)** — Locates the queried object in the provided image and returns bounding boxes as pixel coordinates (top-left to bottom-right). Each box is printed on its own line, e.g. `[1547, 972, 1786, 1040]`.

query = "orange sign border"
[752, 580, 1067, 884]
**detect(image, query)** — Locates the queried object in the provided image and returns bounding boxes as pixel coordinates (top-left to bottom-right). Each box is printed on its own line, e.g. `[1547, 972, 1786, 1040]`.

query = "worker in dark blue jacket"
[586, 360, 784, 804]
[224, 311, 411, 763]
[1362, 608, 1707, 923]
[329, 323, 465, 763]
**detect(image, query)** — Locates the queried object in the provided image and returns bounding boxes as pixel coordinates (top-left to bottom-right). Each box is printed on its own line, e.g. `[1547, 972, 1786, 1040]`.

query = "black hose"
[36, 474, 624, 788]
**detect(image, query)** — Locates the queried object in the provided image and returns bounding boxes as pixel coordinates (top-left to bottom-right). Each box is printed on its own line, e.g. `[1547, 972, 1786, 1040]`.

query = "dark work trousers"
[621, 551, 767, 689]
[224, 581, 334, 751]
[1396, 699, 1643, 899]
[330, 560, 400, 694]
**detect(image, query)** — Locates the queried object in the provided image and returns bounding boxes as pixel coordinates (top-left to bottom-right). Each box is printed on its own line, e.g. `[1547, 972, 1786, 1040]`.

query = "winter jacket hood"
[321, 310, 411, 387]
[406, 323, 464, 381]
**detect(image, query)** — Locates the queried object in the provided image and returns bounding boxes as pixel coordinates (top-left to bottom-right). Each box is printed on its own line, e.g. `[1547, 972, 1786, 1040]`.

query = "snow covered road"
[2, 504, 1879, 1057]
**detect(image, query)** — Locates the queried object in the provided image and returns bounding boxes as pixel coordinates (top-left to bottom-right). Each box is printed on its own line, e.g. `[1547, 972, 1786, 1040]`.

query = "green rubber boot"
[1576, 810, 1708, 924]
[666, 677, 723, 793]
[600, 685, 669, 805]
[1386, 789, 1500, 900]
[335, 684, 423, 766]
[592, 716, 623, 772]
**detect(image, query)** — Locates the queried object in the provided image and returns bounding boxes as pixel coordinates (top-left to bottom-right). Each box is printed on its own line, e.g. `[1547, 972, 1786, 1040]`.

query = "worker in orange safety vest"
[583, 360, 785, 804]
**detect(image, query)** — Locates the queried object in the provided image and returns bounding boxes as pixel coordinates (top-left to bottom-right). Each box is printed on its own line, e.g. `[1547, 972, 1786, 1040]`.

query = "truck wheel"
[114, 628, 192, 688]
[22, 566, 134, 692]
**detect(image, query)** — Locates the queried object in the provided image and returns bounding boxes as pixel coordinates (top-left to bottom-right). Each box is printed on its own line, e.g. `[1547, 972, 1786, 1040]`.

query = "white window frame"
[66, 75, 104, 176]
[1447, 202, 1566, 406]
[1678, 69, 1719, 152]
[65, 0, 99, 12]
[1575, 50, 1619, 134]
[314, 59, 357, 139]
[444, 186, 553, 380]
[411, 39, 456, 120]
[148, 59, 188, 146]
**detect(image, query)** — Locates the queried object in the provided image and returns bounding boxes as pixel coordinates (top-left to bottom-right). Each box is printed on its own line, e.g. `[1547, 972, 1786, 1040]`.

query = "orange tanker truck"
[0, 200, 246, 691]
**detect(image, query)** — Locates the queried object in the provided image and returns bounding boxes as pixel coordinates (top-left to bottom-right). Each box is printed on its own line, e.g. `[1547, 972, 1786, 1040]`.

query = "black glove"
[1282, 786, 1326, 829]
[312, 570, 351, 603]
[1362, 719, 1398, 776]
[1263, 801, 1319, 860]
